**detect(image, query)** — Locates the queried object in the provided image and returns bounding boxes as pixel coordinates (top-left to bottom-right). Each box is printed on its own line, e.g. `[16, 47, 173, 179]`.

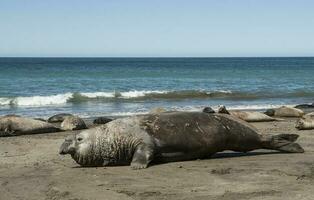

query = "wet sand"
[1, 118, 314, 200]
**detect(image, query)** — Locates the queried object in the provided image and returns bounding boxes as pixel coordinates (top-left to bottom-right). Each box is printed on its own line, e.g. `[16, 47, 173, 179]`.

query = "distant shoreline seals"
[218, 105, 280, 122]
[60, 112, 304, 169]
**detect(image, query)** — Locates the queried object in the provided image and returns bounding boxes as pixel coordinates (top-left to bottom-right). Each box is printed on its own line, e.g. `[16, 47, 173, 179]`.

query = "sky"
[0, 0, 314, 57]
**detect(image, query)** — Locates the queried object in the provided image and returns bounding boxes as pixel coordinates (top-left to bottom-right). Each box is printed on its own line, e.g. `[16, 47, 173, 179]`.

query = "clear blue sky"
[1, 0, 314, 57]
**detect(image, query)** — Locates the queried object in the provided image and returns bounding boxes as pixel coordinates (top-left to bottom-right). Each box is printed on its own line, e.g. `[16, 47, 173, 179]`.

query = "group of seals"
[59, 111, 304, 169]
[217, 105, 280, 122]
[0, 116, 59, 136]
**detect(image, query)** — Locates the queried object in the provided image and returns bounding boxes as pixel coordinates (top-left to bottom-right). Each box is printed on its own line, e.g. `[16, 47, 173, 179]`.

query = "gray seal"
[48, 113, 74, 123]
[295, 113, 314, 130]
[59, 112, 304, 169]
[61, 116, 87, 131]
[218, 105, 281, 122]
[0, 116, 60, 136]
[265, 106, 304, 117]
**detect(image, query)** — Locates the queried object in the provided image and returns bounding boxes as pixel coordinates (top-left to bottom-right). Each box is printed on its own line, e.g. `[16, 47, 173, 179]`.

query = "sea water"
[0, 57, 313, 118]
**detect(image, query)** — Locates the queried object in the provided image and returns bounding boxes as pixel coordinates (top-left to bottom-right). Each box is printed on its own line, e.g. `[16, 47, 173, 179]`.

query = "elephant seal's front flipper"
[261, 134, 304, 153]
[130, 144, 154, 169]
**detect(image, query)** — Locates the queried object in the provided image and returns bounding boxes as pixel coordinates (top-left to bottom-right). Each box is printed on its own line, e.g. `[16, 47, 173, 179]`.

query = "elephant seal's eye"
[77, 137, 83, 141]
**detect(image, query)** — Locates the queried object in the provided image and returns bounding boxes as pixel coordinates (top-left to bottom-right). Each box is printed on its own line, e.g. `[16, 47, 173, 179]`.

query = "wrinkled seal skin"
[48, 113, 73, 123]
[60, 112, 304, 169]
[0, 116, 60, 136]
[218, 105, 280, 122]
[295, 113, 314, 130]
[61, 116, 87, 131]
[265, 106, 304, 117]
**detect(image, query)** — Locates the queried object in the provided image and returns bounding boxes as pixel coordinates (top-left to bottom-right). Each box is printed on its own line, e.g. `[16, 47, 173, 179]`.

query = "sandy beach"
[1, 116, 314, 200]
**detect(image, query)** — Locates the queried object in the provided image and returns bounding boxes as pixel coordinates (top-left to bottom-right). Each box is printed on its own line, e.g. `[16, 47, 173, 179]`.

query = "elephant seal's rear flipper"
[262, 134, 304, 153]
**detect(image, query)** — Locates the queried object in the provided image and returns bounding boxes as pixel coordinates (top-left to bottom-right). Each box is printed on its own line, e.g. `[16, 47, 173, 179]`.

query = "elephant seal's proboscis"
[59, 112, 304, 169]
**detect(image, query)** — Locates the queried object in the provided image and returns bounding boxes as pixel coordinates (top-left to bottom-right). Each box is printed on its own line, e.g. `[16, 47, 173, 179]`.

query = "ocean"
[0, 57, 313, 118]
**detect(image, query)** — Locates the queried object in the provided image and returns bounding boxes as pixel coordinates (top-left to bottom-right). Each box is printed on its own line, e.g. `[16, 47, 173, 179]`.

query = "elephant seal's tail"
[261, 134, 304, 153]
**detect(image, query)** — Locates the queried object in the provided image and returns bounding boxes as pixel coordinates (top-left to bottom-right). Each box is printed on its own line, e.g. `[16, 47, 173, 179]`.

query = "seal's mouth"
[59, 135, 76, 155]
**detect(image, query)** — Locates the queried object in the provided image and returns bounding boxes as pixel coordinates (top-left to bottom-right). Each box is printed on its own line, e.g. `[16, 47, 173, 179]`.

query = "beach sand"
[1, 117, 314, 200]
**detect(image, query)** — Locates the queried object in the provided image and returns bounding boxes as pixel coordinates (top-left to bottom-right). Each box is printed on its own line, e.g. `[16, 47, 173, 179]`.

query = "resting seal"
[218, 105, 281, 122]
[0, 116, 60, 136]
[48, 113, 73, 123]
[59, 112, 304, 169]
[61, 116, 87, 131]
[295, 113, 314, 130]
[265, 106, 304, 117]
[202, 107, 215, 114]
[295, 104, 314, 109]
[93, 117, 113, 125]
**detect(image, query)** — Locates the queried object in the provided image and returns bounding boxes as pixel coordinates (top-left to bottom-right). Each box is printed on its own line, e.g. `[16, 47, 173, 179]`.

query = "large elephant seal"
[0, 116, 60, 136]
[59, 112, 304, 169]
[265, 106, 304, 117]
[48, 113, 73, 123]
[295, 113, 314, 130]
[61, 116, 87, 131]
[217, 105, 280, 122]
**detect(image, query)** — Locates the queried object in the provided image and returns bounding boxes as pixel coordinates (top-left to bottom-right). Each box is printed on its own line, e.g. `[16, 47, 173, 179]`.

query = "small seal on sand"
[61, 116, 87, 131]
[48, 113, 74, 123]
[60, 112, 304, 169]
[202, 107, 215, 114]
[93, 117, 113, 125]
[218, 105, 280, 122]
[0, 116, 60, 136]
[295, 113, 314, 130]
[265, 106, 304, 117]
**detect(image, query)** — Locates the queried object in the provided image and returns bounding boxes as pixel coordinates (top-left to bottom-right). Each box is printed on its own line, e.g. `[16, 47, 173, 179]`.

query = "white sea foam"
[119, 90, 167, 98]
[80, 92, 116, 98]
[0, 93, 73, 106]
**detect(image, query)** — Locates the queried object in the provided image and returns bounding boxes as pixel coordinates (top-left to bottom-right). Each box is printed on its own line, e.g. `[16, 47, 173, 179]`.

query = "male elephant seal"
[48, 113, 73, 123]
[202, 107, 215, 114]
[217, 105, 281, 122]
[0, 116, 60, 136]
[59, 112, 304, 169]
[295, 113, 314, 130]
[61, 116, 87, 131]
[265, 106, 304, 117]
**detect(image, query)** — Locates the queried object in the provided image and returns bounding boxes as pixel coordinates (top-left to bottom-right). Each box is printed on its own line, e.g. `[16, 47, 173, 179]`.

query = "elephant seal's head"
[59, 125, 137, 167]
[59, 128, 106, 167]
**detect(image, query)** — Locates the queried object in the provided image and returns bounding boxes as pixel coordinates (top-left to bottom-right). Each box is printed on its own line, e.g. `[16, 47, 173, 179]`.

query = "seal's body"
[265, 106, 304, 117]
[0, 116, 59, 136]
[48, 113, 73, 123]
[60, 112, 304, 169]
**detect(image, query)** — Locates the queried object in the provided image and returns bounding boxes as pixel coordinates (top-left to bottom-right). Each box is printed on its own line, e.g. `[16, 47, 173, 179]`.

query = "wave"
[1, 89, 314, 107]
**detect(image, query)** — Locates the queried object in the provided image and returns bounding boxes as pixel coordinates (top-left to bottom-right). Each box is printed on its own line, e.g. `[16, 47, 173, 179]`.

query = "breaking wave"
[1, 89, 314, 107]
